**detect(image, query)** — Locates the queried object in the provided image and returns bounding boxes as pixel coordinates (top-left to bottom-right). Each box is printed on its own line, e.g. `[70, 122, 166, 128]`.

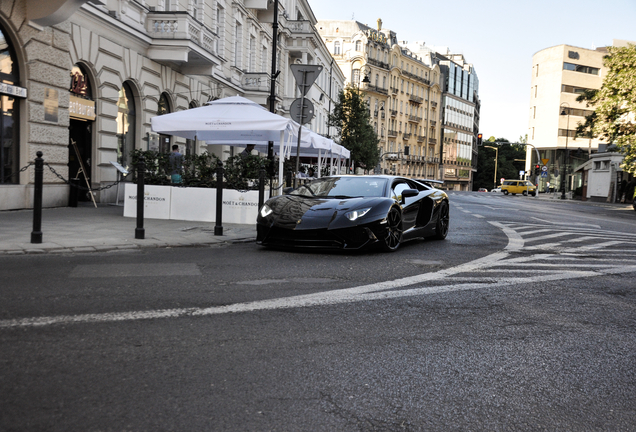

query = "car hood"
[265, 195, 383, 230]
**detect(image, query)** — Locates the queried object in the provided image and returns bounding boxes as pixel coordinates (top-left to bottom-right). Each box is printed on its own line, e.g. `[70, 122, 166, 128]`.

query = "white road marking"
[2, 222, 636, 330]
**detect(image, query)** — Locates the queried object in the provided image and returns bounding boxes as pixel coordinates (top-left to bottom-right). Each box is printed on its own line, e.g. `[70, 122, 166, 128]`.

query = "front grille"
[261, 226, 375, 250]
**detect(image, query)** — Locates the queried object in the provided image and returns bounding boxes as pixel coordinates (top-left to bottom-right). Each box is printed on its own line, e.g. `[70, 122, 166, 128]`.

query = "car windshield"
[290, 177, 388, 198]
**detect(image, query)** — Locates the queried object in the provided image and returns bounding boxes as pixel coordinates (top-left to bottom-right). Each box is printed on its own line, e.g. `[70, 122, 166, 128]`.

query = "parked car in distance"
[478, 188, 488, 192]
[491, 187, 501, 193]
[501, 180, 537, 196]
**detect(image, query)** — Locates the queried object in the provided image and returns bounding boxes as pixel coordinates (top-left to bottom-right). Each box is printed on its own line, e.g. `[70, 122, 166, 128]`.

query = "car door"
[391, 180, 419, 232]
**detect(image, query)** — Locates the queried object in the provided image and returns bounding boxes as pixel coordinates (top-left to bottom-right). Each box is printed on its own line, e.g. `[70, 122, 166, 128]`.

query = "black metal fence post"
[285, 169, 292, 187]
[31, 151, 44, 244]
[135, 155, 145, 239]
[214, 160, 223, 236]
[258, 167, 265, 211]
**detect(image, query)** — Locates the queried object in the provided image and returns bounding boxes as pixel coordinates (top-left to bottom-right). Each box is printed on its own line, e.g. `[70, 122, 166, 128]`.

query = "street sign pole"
[289, 64, 322, 187]
[294, 71, 307, 187]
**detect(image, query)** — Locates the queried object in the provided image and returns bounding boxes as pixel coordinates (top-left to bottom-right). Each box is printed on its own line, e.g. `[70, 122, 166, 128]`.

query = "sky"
[308, 0, 636, 142]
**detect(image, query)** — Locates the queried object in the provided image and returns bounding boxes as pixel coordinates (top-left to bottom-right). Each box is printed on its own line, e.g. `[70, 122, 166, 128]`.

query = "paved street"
[1, 192, 635, 431]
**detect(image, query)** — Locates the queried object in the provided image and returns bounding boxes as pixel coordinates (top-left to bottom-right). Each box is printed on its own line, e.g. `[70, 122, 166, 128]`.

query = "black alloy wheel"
[381, 207, 403, 252]
[432, 200, 449, 240]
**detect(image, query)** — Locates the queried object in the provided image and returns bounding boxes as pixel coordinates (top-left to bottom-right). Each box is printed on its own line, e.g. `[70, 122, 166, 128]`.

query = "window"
[352, 68, 360, 84]
[563, 62, 599, 75]
[558, 129, 576, 138]
[0, 24, 20, 184]
[234, 22, 242, 68]
[561, 84, 591, 95]
[334, 41, 341, 55]
[248, 35, 255, 71]
[261, 46, 267, 72]
[355, 40, 361, 51]
[116, 82, 136, 170]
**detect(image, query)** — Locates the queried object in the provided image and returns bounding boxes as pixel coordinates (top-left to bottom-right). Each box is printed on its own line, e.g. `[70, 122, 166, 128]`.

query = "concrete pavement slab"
[0, 203, 257, 255]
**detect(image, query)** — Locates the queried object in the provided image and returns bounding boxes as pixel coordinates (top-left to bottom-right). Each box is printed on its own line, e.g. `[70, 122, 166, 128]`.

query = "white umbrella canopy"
[151, 96, 294, 144]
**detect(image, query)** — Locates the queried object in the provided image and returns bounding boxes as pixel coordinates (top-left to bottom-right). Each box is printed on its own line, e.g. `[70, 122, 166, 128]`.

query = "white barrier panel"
[222, 189, 269, 224]
[123, 184, 268, 224]
[123, 184, 172, 220]
[170, 187, 216, 222]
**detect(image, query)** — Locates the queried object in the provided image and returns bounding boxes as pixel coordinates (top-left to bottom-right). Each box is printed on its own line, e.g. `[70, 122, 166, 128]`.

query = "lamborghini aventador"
[256, 175, 449, 251]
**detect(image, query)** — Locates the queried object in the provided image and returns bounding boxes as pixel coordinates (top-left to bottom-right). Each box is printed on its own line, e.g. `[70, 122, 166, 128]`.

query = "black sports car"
[256, 175, 450, 251]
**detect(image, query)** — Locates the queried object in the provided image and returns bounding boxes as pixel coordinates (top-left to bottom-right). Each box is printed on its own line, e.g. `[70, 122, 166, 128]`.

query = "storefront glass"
[116, 82, 136, 170]
[0, 24, 19, 184]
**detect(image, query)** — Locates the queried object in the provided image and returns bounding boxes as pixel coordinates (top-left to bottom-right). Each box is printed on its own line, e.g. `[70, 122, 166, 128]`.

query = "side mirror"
[401, 188, 419, 203]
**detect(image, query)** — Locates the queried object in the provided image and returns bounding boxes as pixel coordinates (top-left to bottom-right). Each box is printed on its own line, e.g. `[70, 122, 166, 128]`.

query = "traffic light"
[477, 133, 483, 146]
[534, 164, 540, 176]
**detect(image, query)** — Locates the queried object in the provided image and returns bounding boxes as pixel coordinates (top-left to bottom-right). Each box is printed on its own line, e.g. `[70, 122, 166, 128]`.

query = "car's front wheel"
[381, 207, 403, 252]
[503, 190, 509, 195]
[523, 190, 528, 196]
[432, 200, 449, 240]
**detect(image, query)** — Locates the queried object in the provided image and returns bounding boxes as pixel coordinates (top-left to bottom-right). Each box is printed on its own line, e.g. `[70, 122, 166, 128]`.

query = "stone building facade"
[0, 0, 344, 210]
[315, 19, 443, 179]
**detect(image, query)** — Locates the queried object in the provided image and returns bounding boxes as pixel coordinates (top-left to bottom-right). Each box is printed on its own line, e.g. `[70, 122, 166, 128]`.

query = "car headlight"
[345, 207, 371, 221]
[260, 204, 273, 217]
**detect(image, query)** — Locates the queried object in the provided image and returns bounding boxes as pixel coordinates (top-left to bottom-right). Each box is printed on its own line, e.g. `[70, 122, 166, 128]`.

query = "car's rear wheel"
[503, 190, 509, 195]
[381, 207, 403, 252]
[432, 200, 449, 240]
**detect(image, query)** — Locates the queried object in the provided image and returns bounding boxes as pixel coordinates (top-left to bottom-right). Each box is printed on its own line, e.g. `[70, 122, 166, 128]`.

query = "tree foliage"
[474, 137, 526, 190]
[327, 85, 380, 171]
[576, 44, 636, 174]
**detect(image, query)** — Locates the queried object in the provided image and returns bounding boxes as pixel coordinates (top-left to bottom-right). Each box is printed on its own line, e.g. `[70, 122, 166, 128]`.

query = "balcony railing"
[242, 72, 269, 92]
[402, 133, 412, 140]
[431, 101, 438, 108]
[388, 129, 398, 137]
[390, 109, 397, 117]
[409, 94, 423, 104]
[286, 20, 312, 33]
[408, 115, 422, 123]
[367, 57, 390, 70]
[390, 86, 399, 94]
[146, 12, 220, 68]
[417, 135, 426, 142]
[428, 138, 437, 145]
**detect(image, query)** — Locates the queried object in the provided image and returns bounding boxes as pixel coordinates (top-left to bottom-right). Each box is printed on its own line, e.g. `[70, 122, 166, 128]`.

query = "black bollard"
[214, 160, 223, 236]
[135, 155, 145, 239]
[68, 177, 80, 207]
[258, 168, 265, 211]
[31, 151, 44, 244]
[285, 169, 292, 187]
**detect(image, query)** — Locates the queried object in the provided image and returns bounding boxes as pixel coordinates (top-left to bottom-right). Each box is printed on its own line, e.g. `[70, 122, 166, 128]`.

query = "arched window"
[158, 92, 171, 153]
[0, 23, 20, 184]
[116, 82, 136, 170]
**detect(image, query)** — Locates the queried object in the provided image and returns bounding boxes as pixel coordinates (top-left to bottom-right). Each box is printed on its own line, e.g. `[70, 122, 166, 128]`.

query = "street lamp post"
[485, 145, 499, 191]
[560, 102, 570, 200]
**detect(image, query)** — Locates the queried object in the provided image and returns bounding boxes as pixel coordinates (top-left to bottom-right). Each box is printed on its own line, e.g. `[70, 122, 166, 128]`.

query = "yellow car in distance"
[501, 180, 537, 196]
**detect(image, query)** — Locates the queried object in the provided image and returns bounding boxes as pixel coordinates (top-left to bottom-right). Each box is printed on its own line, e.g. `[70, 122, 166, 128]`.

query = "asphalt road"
[1, 192, 635, 431]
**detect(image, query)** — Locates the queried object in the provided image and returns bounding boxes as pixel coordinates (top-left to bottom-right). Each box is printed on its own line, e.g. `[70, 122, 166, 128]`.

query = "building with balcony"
[0, 0, 344, 210]
[406, 42, 480, 191]
[316, 19, 442, 178]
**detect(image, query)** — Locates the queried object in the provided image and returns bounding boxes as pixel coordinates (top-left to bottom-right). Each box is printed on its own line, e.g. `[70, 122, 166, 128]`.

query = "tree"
[474, 137, 526, 190]
[327, 85, 380, 171]
[576, 44, 636, 174]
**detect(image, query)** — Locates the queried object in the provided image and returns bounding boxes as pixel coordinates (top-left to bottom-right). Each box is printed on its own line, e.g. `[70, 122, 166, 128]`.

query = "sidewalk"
[0, 204, 257, 255]
[533, 191, 635, 209]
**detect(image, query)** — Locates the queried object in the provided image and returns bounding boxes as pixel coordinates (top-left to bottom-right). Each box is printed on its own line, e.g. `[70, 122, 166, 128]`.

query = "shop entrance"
[68, 119, 92, 201]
